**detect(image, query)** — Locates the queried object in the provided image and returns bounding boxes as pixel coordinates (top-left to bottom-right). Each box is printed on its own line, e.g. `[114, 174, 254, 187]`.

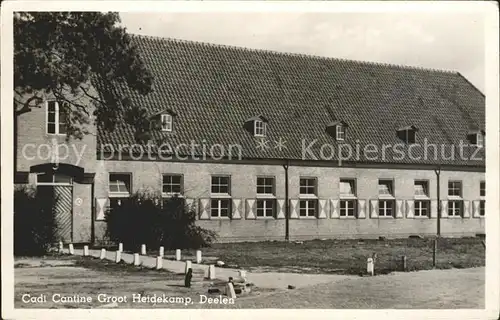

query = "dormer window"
[326, 120, 348, 141]
[397, 125, 418, 144]
[254, 120, 267, 137]
[244, 114, 269, 137]
[161, 114, 172, 132]
[468, 130, 484, 147]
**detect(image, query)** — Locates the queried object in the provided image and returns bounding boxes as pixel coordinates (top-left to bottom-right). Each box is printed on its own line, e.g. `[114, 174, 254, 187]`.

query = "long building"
[15, 35, 485, 243]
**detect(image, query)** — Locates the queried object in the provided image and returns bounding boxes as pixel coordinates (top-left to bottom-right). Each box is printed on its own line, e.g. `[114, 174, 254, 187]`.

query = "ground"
[14, 237, 485, 309]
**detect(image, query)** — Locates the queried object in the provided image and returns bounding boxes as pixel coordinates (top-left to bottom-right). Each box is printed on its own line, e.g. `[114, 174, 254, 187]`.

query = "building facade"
[15, 35, 486, 243]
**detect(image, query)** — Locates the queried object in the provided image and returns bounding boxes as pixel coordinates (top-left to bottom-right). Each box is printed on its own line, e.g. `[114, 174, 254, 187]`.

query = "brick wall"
[93, 159, 485, 242]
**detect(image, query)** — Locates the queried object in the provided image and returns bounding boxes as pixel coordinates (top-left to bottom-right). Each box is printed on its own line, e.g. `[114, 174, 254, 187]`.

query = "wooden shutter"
[357, 199, 366, 219]
[330, 199, 339, 218]
[406, 200, 414, 219]
[246, 199, 256, 219]
[198, 198, 210, 220]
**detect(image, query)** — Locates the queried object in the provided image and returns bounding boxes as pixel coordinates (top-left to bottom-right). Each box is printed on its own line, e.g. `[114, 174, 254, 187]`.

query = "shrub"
[105, 191, 217, 251]
[14, 186, 59, 256]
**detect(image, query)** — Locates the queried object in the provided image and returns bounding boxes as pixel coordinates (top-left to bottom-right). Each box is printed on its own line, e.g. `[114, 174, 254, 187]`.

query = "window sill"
[162, 193, 184, 198]
[413, 215, 430, 219]
[377, 216, 395, 219]
[256, 194, 276, 199]
[256, 216, 276, 220]
[209, 216, 231, 220]
[299, 195, 318, 199]
[446, 215, 463, 219]
[339, 216, 357, 219]
[480, 196, 485, 200]
[447, 196, 462, 200]
[210, 194, 232, 199]
[298, 216, 317, 219]
[378, 195, 395, 200]
[414, 196, 430, 200]
[340, 195, 357, 200]
[46, 133, 66, 137]
[109, 193, 131, 198]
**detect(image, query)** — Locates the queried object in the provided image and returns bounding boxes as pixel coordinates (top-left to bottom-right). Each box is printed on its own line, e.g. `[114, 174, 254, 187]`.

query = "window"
[36, 173, 72, 185]
[162, 175, 182, 195]
[109, 174, 131, 195]
[403, 129, 416, 144]
[448, 200, 462, 217]
[414, 200, 430, 217]
[469, 133, 484, 147]
[299, 178, 317, 195]
[378, 200, 394, 217]
[414, 180, 429, 197]
[254, 120, 266, 137]
[340, 200, 356, 217]
[47, 101, 67, 135]
[161, 114, 172, 132]
[378, 180, 394, 196]
[480, 200, 485, 216]
[336, 125, 346, 141]
[448, 181, 462, 197]
[257, 200, 275, 217]
[340, 179, 356, 197]
[211, 176, 230, 194]
[211, 199, 231, 218]
[257, 177, 274, 195]
[299, 200, 317, 217]
[480, 181, 485, 197]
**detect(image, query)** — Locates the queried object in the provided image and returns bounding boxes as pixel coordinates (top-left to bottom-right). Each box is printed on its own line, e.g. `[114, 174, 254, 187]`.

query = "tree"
[14, 12, 154, 140]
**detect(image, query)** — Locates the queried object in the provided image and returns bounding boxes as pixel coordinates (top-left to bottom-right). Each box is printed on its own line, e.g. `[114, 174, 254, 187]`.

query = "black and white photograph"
[2, 1, 499, 319]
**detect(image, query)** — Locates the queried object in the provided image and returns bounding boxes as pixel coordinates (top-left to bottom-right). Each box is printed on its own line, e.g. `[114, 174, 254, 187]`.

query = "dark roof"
[96, 35, 485, 167]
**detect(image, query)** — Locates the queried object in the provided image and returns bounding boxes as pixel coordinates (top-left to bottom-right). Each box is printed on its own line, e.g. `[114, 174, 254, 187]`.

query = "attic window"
[326, 120, 348, 141]
[254, 120, 267, 137]
[336, 125, 346, 141]
[161, 114, 172, 132]
[468, 131, 484, 147]
[397, 126, 418, 144]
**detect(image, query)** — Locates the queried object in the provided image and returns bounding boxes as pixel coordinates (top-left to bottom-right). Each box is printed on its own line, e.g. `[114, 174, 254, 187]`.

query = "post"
[196, 250, 202, 264]
[239, 270, 247, 282]
[100, 248, 106, 260]
[433, 239, 437, 267]
[401, 255, 407, 271]
[118, 243, 123, 252]
[58, 241, 64, 254]
[83, 245, 89, 257]
[141, 244, 146, 255]
[159, 246, 164, 258]
[134, 253, 140, 266]
[434, 166, 441, 268]
[208, 265, 216, 280]
[156, 256, 163, 270]
[68, 243, 74, 255]
[367, 257, 374, 276]
[225, 282, 237, 299]
[185, 260, 192, 274]
[115, 250, 121, 263]
[283, 162, 290, 241]
[175, 249, 181, 261]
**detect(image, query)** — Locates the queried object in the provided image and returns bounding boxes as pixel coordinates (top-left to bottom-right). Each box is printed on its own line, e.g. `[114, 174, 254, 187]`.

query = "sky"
[119, 12, 485, 92]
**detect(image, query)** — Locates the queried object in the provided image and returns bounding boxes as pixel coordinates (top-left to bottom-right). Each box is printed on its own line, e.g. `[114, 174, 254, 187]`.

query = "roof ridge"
[130, 33, 459, 75]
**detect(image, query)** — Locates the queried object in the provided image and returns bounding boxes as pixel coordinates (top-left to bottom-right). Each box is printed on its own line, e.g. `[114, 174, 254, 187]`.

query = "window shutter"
[317, 199, 327, 219]
[395, 200, 404, 218]
[232, 199, 242, 219]
[472, 200, 480, 218]
[276, 199, 286, 219]
[370, 200, 378, 218]
[185, 198, 196, 212]
[95, 198, 109, 221]
[440, 200, 448, 218]
[406, 200, 414, 219]
[330, 199, 339, 218]
[198, 198, 210, 220]
[289, 199, 299, 219]
[357, 199, 366, 219]
[463, 200, 470, 218]
[430, 200, 438, 218]
[245, 199, 256, 219]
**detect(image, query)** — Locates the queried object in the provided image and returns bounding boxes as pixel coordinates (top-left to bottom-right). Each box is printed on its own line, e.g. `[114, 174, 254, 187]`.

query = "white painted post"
[367, 258, 374, 276]
[68, 243, 74, 255]
[185, 260, 192, 274]
[118, 243, 123, 252]
[134, 253, 140, 266]
[141, 244, 146, 255]
[208, 265, 216, 280]
[159, 246, 164, 258]
[175, 249, 181, 261]
[115, 250, 121, 263]
[58, 241, 64, 253]
[225, 282, 237, 299]
[156, 256, 163, 270]
[196, 250, 202, 264]
[83, 245, 89, 256]
[100, 248, 106, 260]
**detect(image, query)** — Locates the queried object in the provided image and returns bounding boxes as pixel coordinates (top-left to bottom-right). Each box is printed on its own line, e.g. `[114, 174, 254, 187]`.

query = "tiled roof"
[95, 35, 485, 167]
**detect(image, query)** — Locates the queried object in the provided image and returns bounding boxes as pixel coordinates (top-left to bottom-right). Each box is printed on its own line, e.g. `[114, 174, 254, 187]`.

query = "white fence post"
[83, 245, 89, 256]
[68, 244, 74, 255]
[134, 253, 140, 266]
[115, 251, 121, 263]
[175, 249, 181, 261]
[141, 244, 146, 255]
[196, 250, 202, 263]
[159, 246, 164, 258]
[118, 243, 123, 252]
[156, 256, 163, 270]
[100, 248, 106, 260]
[208, 265, 216, 280]
[185, 260, 192, 274]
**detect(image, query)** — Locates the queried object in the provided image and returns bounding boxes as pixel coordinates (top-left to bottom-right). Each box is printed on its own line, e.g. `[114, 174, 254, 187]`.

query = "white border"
[2, 1, 499, 319]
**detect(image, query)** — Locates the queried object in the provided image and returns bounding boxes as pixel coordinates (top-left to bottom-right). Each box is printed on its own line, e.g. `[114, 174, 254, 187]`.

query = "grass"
[174, 237, 485, 275]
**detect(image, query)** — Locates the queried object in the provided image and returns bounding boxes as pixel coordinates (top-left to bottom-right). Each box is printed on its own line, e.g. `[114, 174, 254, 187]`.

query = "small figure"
[185, 268, 193, 288]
